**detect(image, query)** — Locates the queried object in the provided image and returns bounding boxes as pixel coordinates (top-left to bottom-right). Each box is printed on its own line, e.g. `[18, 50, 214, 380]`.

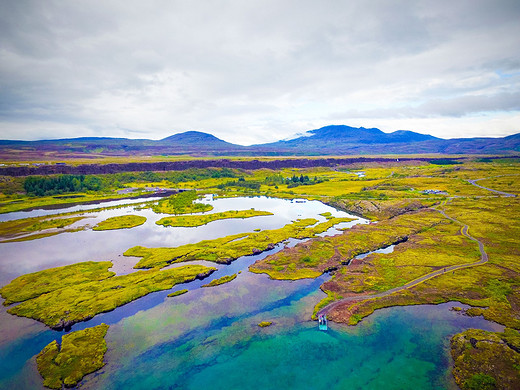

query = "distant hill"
[257, 125, 519, 155]
[0, 125, 518, 158]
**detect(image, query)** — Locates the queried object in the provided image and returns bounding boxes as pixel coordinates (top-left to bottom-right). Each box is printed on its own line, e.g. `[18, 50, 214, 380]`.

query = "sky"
[1, 0, 519, 145]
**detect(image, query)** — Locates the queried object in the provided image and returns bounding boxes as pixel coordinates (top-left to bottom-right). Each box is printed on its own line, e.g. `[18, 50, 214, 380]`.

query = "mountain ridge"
[0, 125, 518, 157]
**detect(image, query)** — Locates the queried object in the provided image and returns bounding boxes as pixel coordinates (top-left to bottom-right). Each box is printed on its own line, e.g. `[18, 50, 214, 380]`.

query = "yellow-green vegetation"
[0, 261, 114, 305]
[93, 214, 147, 230]
[470, 175, 520, 195]
[250, 210, 447, 280]
[258, 321, 273, 327]
[150, 190, 213, 214]
[126, 218, 354, 269]
[156, 209, 273, 227]
[167, 289, 188, 297]
[319, 212, 333, 219]
[324, 197, 520, 331]
[0, 190, 149, 215]
[451, 328, 520, 390]
[312, 291, 342, 319]
[327, 198, 435, 220]
[0, 215, 87, 241]
[202, 273, 237, 287]
[36, 324, 109, 389]
[5, 263, 215, 329]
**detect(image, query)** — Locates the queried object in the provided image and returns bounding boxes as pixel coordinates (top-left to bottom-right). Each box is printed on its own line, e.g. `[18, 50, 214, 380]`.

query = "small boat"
[318, 314, 328, 331]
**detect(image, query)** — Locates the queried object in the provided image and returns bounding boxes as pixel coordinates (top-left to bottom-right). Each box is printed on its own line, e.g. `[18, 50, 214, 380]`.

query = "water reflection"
[0, 196, 365, 285]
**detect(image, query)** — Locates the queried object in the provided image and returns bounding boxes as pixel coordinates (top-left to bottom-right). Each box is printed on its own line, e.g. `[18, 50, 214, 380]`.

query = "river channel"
[0, 196, 503, 389]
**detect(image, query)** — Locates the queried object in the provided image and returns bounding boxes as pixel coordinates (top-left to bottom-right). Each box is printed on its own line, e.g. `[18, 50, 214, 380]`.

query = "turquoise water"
[0, 197, 504, 389]
[80, 273, 501, 390]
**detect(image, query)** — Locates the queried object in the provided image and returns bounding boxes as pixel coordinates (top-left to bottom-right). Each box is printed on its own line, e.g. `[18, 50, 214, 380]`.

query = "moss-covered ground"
[250, 210, 447, 280]
[451, 328, 520, 390]
[202, 273, 237, 287]
[167, 289, 188, 297]
[156, 209, 273, 227]
[149, 190, 213, 214]
[126, 217, 354, 269]
[0, 261, 114, 305]
[93, 214, 147, 230]
[0, 215, 87, 242]
[4, 263, 215, 329]
[37, 324, 109, 389]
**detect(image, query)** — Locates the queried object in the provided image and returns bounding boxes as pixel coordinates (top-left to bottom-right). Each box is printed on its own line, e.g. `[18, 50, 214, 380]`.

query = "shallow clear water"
[0, 196, 503, 389]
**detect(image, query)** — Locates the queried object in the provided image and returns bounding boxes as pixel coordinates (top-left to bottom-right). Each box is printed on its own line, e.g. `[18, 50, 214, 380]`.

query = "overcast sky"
[1, 0, 519, 145]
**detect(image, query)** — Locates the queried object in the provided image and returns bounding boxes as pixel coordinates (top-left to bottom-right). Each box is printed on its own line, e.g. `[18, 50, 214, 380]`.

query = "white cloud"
[0, 0, 519, 144]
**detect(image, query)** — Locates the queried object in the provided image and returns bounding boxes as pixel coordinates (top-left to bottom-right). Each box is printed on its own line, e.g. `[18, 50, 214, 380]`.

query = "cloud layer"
[1, 0, 519, 144]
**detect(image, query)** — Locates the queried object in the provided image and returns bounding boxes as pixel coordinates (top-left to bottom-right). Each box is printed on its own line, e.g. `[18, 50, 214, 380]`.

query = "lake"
[0, 196, 503, 389]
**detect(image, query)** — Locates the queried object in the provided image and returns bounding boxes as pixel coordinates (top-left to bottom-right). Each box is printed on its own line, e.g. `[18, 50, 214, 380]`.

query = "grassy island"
[156, 209, 273, 227]
[0, 215, 87, 242]
[125, 217, 355, 269]
[150, 190, 213, 214]
[250, 210, 447, 280]
[0, 261, 114, 305]
[93, 214, 147, 230]
[202, 273, 237, 287]
[37, 324, 109, 389]
[167, 289, 188, 297]
[4, 262, 215, 329]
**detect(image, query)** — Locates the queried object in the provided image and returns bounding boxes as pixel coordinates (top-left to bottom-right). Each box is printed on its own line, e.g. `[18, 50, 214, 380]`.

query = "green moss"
[0, 261, 114, 306]
[126, 218, 349, 269]
[252, 210, 447, 281]
[93, 215, 146, 230]
[463, 374, 496, 390]
[7, 264, 215, 329]
[167, 289, 188, 297]
[202, 274, 237, 287]
[258, 321, 273, 327]
[36, 324, 109, 389]
[156, 209, 273, 227]
[150, 190, 213, 214]
[0, 215, 86, 241]
[451, 329, 520, 390]
[312, 291, 338, 320]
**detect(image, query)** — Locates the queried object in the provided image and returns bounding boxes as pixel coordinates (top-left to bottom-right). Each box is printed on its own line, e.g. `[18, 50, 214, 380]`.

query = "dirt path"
[466, 177, 517, 197]
[317, 206, 489, 316]
[318, 176, 517, 317]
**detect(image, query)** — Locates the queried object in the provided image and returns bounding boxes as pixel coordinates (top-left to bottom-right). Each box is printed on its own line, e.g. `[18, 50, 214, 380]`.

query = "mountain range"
[1, 125, 519, 158]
